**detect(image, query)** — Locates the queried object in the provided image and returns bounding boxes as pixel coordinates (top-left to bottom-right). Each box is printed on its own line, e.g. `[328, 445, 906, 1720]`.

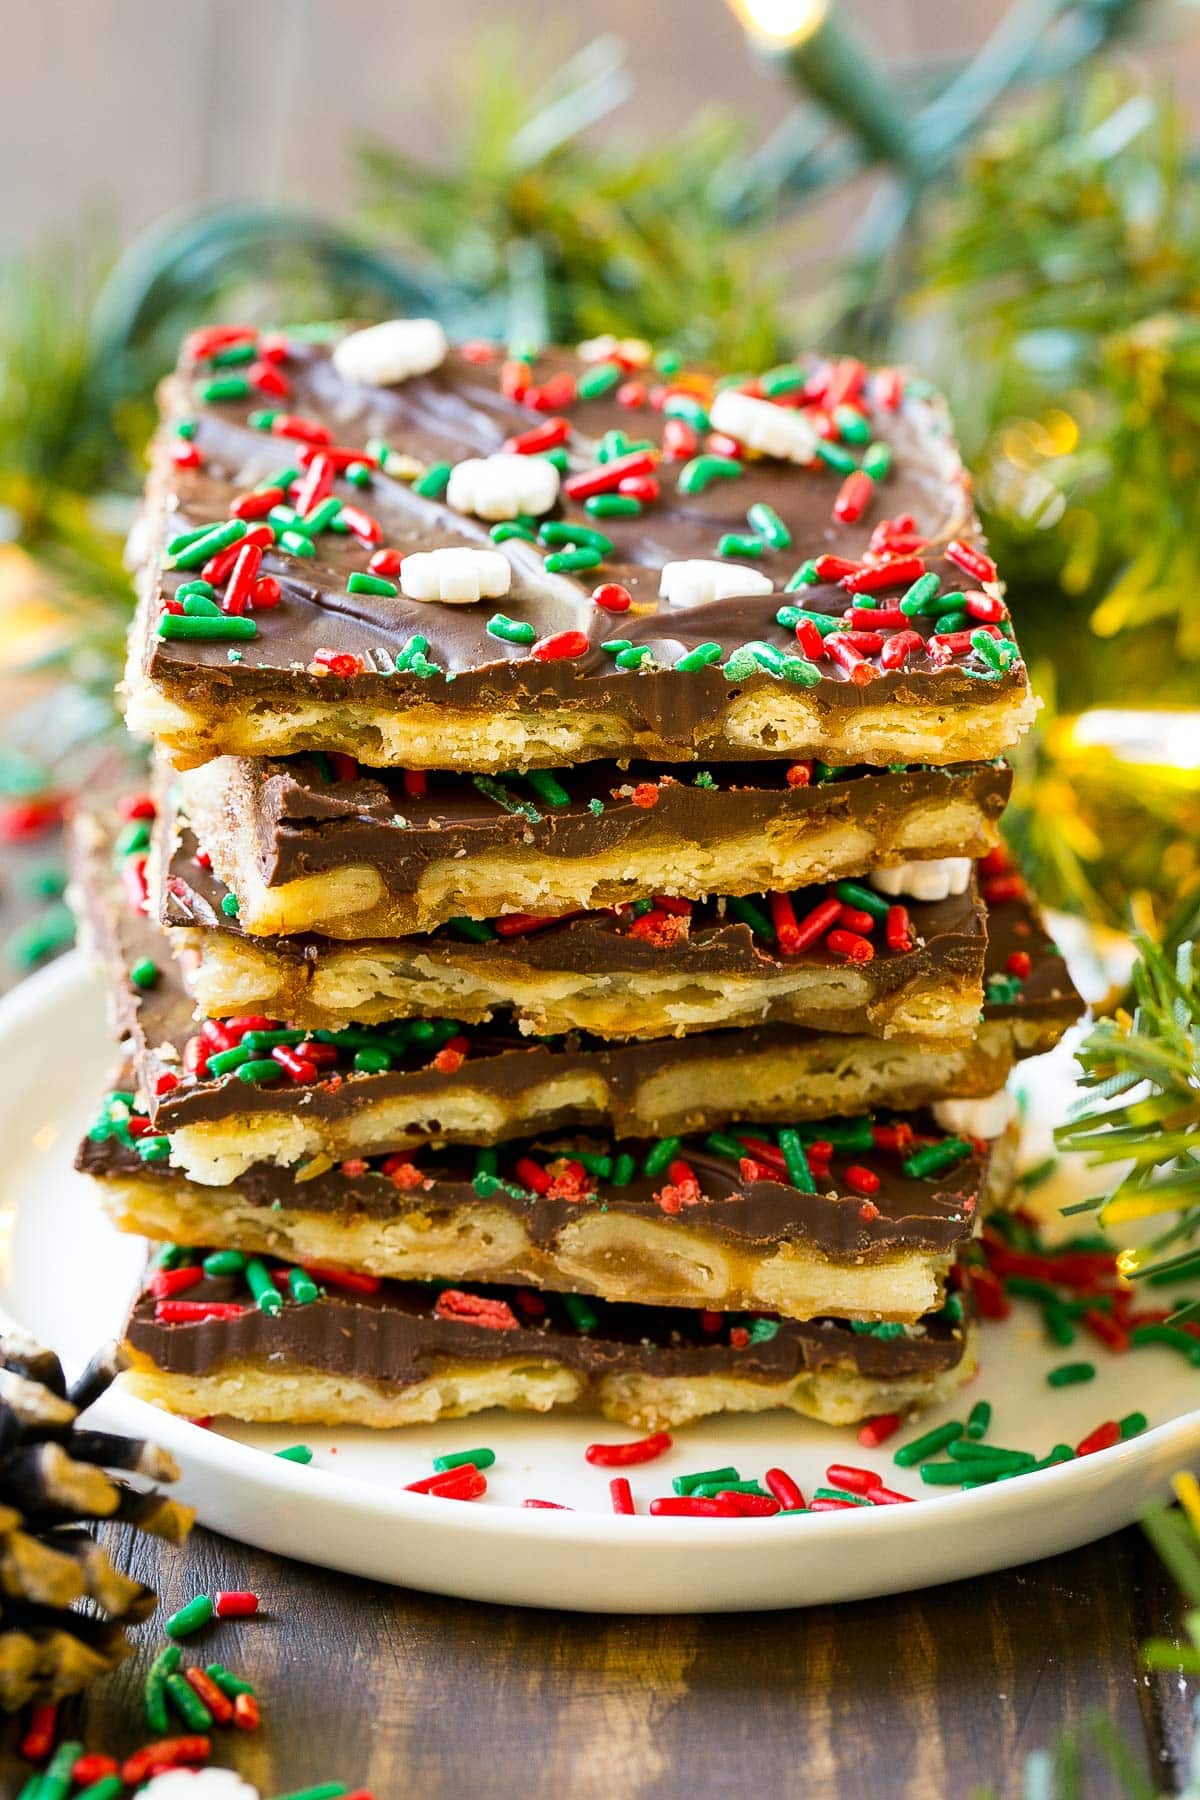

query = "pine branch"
[1055, 934, 1200, 1282]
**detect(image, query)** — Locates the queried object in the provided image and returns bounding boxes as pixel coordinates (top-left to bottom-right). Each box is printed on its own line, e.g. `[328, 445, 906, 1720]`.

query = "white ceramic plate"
[1, 952, 1197, 1613]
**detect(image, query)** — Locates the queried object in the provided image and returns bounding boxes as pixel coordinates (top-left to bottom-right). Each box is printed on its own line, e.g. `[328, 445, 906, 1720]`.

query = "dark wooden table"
[1, 844, 1195, 1800]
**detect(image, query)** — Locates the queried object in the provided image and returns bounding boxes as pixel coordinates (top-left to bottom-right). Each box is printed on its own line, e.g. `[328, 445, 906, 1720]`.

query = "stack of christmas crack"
[73, 321, 1082, 1434]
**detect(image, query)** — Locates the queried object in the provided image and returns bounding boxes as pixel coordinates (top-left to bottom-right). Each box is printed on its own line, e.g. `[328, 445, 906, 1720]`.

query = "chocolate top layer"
[193, 752, 1011, 894]
[123, 1263, 971, 1388]
[133, 334, 1029, 759]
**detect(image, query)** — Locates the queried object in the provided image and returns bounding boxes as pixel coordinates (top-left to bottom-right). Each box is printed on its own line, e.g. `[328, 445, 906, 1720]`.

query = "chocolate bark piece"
[80, 1087, 1002, 1322]
[169, 752, 1010, 938]
[119, 1253, 977, 1431]
[124, 335, 1035, 773]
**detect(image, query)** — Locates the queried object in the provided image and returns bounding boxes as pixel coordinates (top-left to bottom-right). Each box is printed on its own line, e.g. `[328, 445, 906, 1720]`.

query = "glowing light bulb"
[725, 0, 827, 47]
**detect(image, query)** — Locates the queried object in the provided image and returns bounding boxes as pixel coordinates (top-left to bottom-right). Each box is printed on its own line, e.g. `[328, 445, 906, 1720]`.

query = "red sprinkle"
[857, 1412, 902, 1449]
[531, 630, 589, 662]
[1076, 1419, 1121, 1457]
[21, 1701, 57, 1761]
[794, 618, 825, 661]
[370, 548, 405, 578]
[187, 324, 256, 361]
[825, 1463, 875, 1495]
[842, 556, 926, 595]
[1006, 950, 1033, 977]
[156, 1301, 248, 1323]
[825, 928, 875, 964]
[764, 1466, 805, 1511]
[302, 1264, 382, 1295]
[584, 1430, 675, 1469]
[71, 1754, 120, 1785]
[214, 1589, 259, 1617]
[435, 1290, 518, 1331]
[618, 473, 659, 503]
[562, 449, 658, 501]
[946, 539, 998, 585]
[122, 1737, 211, 1783]
[879, 629, 924, 670]
[824, 633, 876, 685]
[610, 1477, 636, 1514]
[885, 905, 913, 953]
[251, 575, 281, 608]
[865, 1483, 913, 1505]
[183, 1666, 235, 1724]
[774, 892, 840, 955]
[845, 1164, 881, 1195]
[0, 799, 61, 840]
[813, 554, 859, 582]
[715, 1491, 781, 1517]
[591, 582, 632, 613]
[648, 1497, 739, 1518]
[833, 470, 874, 524]
[522, 1498, 573, 1509]
[785, 761, 813, 787]
[148, 1266, 204, 1300]
[505, 417, 569, 455]
[233, 1692, 261, 1731]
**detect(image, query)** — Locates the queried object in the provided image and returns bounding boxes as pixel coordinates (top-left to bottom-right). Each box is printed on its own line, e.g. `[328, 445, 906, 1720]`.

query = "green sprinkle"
[562, 1294, 598, 1333]
[276, 1443, 313, 1463]
[937, 610, 968, 634]
[717, 532, 766, 558]
[862, 441, 893, 479]
[206, 1661, 255, 1697]
[182, 593, 221, 616]
[919, 1460, 982, 1486]
[246, 1257, 284, 1314]
[175, 418, 198, 439]
[727, 896, 774, 942]
[205, 1044, 252, 1076]
[289, 1267, 321, 1305]
[167, 518, 245, 570]
[677, 454, 741, 495]
[1131, 1324, 1200, 1364]
[165, 1593, 215, 1639]
[899, 572, 942, 616]
[279, 528, 317, 558]
[432, 1446, 496, 1473]
[540, 521, 614, 553]
[778, 1128, 815, 1194]
[611, 1153, 636, 1187]
[784, 606, 841, 636]
[200, 375, 251, 403]
[304, 497, 343, 534]
[521, 768, 571, 808]
[248, 407, 279, 429]
[784, 561, 818, 590]
[578, 359, 623, 399]
[586, 493, 641, 518]
[174, 577, 216, 600]
[165, 1668, 213, 1731]
[972, 629, 1019, 672]
[812, 1487, 871, 1504]
[966, 1400, 992, 1440]
[815, 440, 857, 474]
[130, 957, 159, 990]
[413, 461, 452, 498]
[597, 429, 630, 463]
[674, 1465, 740, 1496]
[674, 642, 723, 672]
[760, 364, 806, 397]
[545, 546, 603, 574]
[158, 613, 257, 642]
[694, 1479, 771, 1498]
[220, 892, 240, 917]
[781, 657, 821, 686]
[946, 1441, 1036, 1470]
[1047, 1361, 1096, 1387]
[834, 880, 891, 922]
[354, 1047, 392, 1073]
[448, 916, 495, 942]
[203, 1249, 247, 1276]
[236, 1058, 285, 1084]
[1119, 1411, 1148, 1439]
[144, 1642, 181, 1732]
[663, 393, 710, 432]
[472, 774, 540, 822]
[614, 644, 653, 670]
[273, 1786, 349, 1800]
[5, 902, 75, 970]
[540, 446, 569, 472]
[34, 1739, 86, 1799]
[642, 1136, 682, 1178]
[269, 505, 300, 530]
[833, 405, 871, 444]
[894, 1420, 964, 1467]
[487, 612, 537, 645]
[348, 571, 399, 598]
[902, 1138, 971, 1179]
[746, 501, 791, 549]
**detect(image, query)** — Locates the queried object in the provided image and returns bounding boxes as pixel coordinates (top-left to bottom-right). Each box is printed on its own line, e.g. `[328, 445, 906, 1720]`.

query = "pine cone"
[0, 1328, 194, 1710]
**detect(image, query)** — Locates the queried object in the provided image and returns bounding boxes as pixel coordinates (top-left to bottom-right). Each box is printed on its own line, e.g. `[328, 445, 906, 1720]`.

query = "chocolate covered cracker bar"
[124, 330, 1035, 773]
[119, 1254, 977, 1431]
[169, 753, 1009, 938]
[81, 1084, 1011, 1322]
